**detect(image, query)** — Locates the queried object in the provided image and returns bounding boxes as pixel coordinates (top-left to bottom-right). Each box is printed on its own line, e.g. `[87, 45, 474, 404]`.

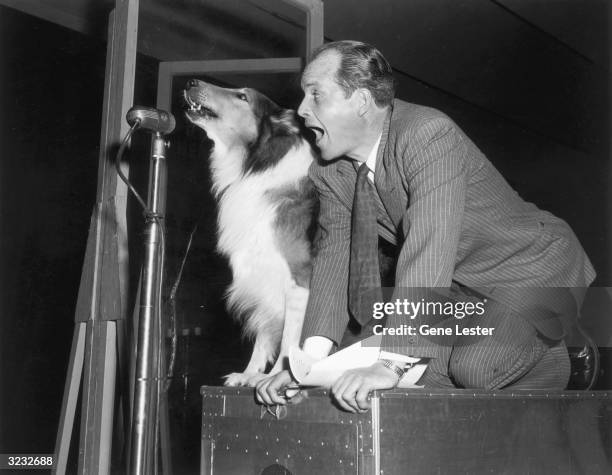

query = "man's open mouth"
[308, 126, 324, 143]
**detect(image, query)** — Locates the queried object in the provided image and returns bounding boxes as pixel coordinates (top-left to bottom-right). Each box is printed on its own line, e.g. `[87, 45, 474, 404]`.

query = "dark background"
[1, 1, 610, 473]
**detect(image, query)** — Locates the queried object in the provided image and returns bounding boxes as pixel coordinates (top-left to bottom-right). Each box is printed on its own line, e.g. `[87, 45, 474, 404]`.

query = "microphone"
[126, 106, 176, 135]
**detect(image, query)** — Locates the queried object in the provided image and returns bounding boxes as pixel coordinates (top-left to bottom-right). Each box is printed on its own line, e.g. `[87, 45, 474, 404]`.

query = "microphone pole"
[123, 106, 175, 475]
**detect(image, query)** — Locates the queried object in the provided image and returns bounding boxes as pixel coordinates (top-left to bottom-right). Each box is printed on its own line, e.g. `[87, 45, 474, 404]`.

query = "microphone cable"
[115, 121, 148, 211]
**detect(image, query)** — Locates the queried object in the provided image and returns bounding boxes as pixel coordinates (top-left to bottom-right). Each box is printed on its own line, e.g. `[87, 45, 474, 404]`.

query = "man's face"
[298, 51, 362, 161]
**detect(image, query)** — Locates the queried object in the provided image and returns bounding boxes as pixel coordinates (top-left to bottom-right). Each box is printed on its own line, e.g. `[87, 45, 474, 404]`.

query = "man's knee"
[448, 339, 547, 389]
[447, 350, 497, 389]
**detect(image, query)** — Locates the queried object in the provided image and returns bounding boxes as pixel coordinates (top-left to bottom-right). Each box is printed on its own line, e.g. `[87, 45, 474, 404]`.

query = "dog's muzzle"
[183, 88, 204, 112]
[183, 86, 217, 118]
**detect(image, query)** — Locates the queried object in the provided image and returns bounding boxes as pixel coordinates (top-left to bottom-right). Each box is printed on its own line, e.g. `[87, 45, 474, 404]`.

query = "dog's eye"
[237, 92, 248, 102]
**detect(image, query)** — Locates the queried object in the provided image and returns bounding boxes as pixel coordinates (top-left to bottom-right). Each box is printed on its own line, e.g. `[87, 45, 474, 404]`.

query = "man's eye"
[237, 92, 248, 102]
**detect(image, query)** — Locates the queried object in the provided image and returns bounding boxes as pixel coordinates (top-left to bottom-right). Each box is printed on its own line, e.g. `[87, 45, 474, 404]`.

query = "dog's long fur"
[184, 80, 317, 386]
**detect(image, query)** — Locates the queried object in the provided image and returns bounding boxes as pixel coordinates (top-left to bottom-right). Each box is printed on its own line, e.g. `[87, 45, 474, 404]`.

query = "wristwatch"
[379, 359, 414, 387]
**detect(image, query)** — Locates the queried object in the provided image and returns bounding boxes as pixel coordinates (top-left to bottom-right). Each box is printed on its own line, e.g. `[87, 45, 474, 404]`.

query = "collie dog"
[184, 79, 317, 387]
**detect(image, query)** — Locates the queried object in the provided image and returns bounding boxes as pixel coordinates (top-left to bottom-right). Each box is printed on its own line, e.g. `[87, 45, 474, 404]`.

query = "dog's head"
[184, 79, 306, 186]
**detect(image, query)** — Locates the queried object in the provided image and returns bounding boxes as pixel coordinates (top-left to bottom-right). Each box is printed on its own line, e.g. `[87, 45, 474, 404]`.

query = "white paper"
[288, 335, 427, 389]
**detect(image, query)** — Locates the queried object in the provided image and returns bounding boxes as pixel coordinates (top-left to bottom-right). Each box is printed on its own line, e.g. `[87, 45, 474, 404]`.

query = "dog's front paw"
[224, 372, 267, 387]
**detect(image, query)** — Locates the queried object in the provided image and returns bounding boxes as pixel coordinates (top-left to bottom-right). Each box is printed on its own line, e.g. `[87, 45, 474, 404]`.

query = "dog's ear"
[245, 108, 302, 174]
[269, 109, 300, 135]
[251, 91, 281, 121]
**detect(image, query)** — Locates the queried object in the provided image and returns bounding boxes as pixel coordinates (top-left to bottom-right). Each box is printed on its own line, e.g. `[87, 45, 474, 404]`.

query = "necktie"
[349, 162, 382, 325]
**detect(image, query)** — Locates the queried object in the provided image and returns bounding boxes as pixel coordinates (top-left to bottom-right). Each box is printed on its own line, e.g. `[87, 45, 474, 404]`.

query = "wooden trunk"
[200, 386, 612, 475]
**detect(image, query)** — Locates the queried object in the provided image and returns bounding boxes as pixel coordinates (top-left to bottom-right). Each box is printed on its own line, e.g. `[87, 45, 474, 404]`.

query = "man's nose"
[297, 99, 309, 118]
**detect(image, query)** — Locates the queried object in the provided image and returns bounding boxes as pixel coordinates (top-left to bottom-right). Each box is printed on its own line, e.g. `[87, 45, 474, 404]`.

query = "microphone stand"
[129, 132, 169, 475]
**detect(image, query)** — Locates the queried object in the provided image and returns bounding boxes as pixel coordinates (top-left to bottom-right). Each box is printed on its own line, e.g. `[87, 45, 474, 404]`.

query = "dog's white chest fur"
[215, 141, 313, 327]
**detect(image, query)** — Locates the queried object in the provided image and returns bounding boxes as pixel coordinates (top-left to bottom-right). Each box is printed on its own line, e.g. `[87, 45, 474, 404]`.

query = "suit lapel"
[374, 107, 407, 230]
[324, 159, 356, 210]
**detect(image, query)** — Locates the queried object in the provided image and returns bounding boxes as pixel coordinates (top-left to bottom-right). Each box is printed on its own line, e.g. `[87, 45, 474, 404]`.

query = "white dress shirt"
[364, 133, 382, 182]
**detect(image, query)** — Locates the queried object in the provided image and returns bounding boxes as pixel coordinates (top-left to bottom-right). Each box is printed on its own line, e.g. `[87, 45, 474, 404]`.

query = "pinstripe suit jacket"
[301, 99, 596, 357]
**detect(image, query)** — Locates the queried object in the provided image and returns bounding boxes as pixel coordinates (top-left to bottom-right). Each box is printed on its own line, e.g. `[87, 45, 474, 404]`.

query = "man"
[256, 41, 595, 412]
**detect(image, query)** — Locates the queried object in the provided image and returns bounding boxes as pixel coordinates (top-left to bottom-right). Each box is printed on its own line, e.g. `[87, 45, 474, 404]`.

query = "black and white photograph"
[1, 1, 611, 474]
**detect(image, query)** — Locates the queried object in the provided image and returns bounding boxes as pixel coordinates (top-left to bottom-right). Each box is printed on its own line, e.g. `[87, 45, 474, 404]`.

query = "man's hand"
[255, 370, 295, 406]
[331, 361, 400, 413]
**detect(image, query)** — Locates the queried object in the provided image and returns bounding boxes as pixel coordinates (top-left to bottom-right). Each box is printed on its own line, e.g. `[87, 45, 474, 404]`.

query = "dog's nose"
[186, 79, 200, 89]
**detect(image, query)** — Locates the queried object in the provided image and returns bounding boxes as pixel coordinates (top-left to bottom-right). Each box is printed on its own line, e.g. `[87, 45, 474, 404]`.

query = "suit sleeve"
[382, 117, 469, 357]
[300, 165, 352, 346]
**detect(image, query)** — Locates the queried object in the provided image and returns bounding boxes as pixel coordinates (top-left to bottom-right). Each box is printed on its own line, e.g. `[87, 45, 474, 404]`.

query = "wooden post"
[53, 1, 138, 473]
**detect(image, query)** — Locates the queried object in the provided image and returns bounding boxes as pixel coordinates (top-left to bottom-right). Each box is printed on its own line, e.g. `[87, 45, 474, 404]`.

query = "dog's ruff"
[184, 80, 317, 386]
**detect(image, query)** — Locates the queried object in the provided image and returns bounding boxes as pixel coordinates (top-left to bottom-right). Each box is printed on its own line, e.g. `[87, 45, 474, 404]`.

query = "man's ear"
[356, 88, 373, 117]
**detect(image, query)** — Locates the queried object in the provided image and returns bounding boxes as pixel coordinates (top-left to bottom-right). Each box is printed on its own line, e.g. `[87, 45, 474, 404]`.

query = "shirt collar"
[365, 132, 382, 174]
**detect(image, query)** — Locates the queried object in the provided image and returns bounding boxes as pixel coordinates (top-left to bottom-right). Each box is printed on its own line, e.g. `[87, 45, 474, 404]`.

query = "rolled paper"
[288, 335, 426, 389]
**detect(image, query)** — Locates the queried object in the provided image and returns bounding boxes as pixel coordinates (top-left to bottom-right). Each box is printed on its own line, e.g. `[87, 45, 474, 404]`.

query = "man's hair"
[310, 40, 395, 107]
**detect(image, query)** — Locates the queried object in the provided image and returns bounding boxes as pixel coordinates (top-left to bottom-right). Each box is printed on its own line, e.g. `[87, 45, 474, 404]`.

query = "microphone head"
[126, 106, 176, 135]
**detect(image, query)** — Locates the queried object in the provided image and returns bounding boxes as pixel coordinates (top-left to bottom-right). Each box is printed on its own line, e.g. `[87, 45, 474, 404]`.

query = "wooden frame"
[284, 0, 324, 58]
[156, 0, 323, 111]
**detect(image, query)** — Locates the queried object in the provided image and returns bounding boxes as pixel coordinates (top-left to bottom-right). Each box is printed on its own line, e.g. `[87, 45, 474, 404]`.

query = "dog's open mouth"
[184, 91, 218, 119]
[187, 102, 218, 119]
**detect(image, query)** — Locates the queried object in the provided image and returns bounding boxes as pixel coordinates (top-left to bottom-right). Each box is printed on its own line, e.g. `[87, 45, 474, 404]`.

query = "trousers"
[417, 297, 571, 390]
